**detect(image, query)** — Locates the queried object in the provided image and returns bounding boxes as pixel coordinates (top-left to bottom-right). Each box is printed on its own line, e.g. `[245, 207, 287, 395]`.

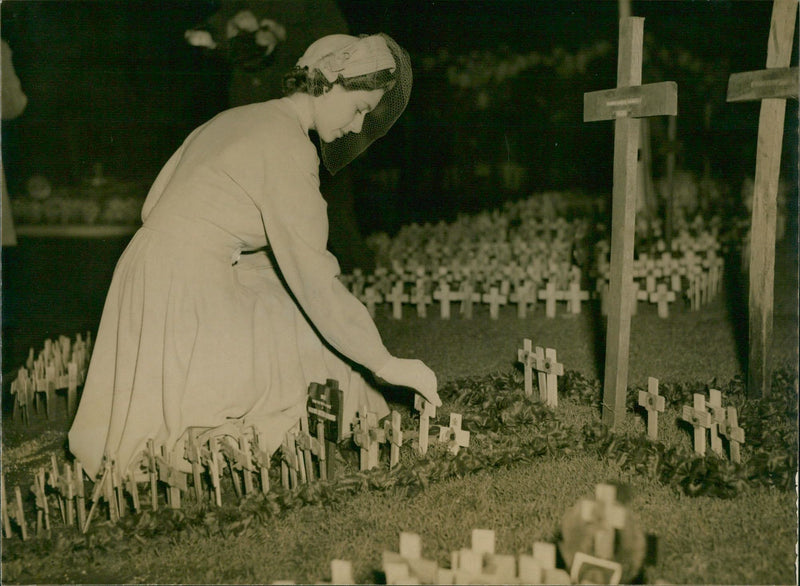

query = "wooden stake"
[14, 486, 27, 540]
[2, 474, 13, 538]
[74, 461, 86, 532]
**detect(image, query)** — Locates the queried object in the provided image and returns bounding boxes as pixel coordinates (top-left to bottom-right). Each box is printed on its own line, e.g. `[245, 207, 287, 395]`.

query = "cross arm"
[584, 81, 678, 122]
[727, 67, 799, 102]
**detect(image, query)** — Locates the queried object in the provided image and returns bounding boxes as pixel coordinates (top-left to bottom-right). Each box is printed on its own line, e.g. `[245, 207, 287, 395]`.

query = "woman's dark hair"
[282, 66, 396, 97]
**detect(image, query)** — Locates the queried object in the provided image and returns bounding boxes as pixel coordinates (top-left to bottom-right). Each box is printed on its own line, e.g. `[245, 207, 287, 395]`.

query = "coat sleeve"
[242, 131, 393, 374]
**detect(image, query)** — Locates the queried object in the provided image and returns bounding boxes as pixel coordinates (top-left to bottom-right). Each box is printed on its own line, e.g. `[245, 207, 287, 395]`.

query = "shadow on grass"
[722, 249, 750, 377]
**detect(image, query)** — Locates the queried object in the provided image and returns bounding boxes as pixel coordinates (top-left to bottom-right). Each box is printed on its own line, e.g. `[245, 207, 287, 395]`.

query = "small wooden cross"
[459, 281, 482, 319]
[481, 286, 508, 319]
[385, 281, 408, 320]
[719, 405, 745, 464]
[531, 348, 564, 408]
[185, 428, 206, 501]
[13, 485, 27, 540]
[638, 377, 665, 440]
[250, 427, 272, 491]
[361, 286, 383, 318]
[538, 281, 560, 318]
[307, 379, 345, 480]
[383, 532, 439, 584]
[67, 362, 78, 418]
[383, 410, 403, 469]
[565, 281, 590, 315]
[413, 394, 436, 456]
[73, 461, 86, 531]
[438, 413, 470, 455]
[411, 277, 432, 318]
[649, 283, 676, 318]
[1, 473, 13, 538]
[726, 0, 798, 397]
[681, 393, 713, 455]
[296, 414, 322, 482]
[580, 483, 627, 560]
[281, 431, 300, 489]
[433, 280, 456, 319]
[517, 338, 536, 397]
[705, 389, 726, 456]
[157, 445, 187, 508]
[509, 280, 537, 318]
[353, 406, 386, 471]
[207, 437, 223, 506]
[585, 16, 677, 428]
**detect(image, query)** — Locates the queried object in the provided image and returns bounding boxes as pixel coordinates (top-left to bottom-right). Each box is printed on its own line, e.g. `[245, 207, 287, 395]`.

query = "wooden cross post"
[542, 348, 564, 408]
[482, 286, 507, 319]
[706, 389, 726, 456]
[637, 377, 665, 440]
[681, 393, 713, 455]
[383, 410, 403, 469]
[517, 338, 535, 397]
[719, 406, 745, 464]
[726, 0, 798, 397]
[438, 413, 470, 455]
[413, 395, 436, 456]
[1, 474, 12, 538]
[584, 17, 678, 427]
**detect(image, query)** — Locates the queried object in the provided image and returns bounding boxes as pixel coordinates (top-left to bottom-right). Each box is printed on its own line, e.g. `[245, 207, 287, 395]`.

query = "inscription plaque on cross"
[726, 0, 798, 397]
[584, 17, 677, 427]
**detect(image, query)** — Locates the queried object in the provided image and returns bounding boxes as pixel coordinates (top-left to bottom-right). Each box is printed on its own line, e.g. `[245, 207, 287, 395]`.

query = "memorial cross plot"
[584, 17, 677, 427]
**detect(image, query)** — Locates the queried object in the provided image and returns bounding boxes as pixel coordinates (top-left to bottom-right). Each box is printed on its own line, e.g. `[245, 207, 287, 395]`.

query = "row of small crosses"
[9, 333, 92, 424]
[678, 389, 746, 463]
[380, 530, 573, 585]
[346, 269, 594, 320]
[638, 379, 745, 463]
[270, 530, 572, 585]
[2, 422, 277, 539]
[517, 339, 564, 407]
[340, 244, 722, 321]
[595, 248, 724, 312]
[0, 402, 472, 539]
[2, 457, 88, 540]
[274, 484, 634, 584]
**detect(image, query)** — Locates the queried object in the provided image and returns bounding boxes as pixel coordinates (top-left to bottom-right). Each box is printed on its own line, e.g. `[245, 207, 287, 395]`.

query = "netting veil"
[297, 33, 412, 174]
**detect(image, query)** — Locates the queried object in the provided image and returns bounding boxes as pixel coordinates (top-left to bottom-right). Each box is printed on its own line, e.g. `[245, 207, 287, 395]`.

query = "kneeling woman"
[69, 33, 440, 479]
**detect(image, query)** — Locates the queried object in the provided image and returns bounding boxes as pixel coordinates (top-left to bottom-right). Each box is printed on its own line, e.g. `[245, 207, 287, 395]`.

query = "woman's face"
[313, 84, 385, 143]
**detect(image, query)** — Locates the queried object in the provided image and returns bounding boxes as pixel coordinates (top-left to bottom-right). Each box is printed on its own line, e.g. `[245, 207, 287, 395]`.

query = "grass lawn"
[1, 239, 797, 584]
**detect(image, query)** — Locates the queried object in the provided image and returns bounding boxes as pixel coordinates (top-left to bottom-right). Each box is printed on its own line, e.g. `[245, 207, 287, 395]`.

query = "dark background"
[1, 0, 797, 231]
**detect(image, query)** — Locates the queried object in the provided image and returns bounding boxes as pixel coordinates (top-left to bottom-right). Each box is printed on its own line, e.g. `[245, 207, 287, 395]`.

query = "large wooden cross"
[726, 0, 798, 398]
[584, 17, 677, 427]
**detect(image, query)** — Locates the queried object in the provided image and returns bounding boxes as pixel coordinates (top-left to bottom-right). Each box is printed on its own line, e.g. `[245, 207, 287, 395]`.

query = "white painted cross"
[681, 393, 713, 455]
[637, 377, 665, 440]
[438, 413, 470, 455]
[718, 405, 745, 463]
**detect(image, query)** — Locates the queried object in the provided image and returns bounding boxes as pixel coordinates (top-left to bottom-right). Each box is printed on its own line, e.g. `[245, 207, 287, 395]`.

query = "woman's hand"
[375, 358, 441, 407]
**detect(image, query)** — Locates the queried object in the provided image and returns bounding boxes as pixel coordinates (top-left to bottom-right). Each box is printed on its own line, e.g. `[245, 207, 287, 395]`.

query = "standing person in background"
[185, 0, 375, 272]
[1, 38, 28, 247]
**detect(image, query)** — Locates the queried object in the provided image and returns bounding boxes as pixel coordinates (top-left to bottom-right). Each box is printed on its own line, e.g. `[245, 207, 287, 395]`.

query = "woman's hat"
[297, 33, 412, 174]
